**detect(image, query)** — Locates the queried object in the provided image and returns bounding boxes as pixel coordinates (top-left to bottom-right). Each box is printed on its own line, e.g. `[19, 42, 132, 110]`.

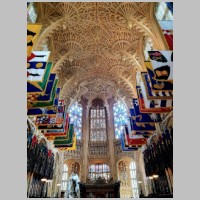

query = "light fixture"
[149, 176, 153, 179]
[57, 183, 61, 186]
[41, 178, 47, 182]
[138, 181, 142, 184]
[153, 174, 159, 178]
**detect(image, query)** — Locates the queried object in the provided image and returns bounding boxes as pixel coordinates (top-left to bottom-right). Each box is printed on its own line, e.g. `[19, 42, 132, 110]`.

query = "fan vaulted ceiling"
[34, 2, 156, 107]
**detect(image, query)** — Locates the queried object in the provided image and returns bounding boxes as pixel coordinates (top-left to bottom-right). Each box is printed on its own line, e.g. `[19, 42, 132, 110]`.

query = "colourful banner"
[43, 114, 69, 137]
[137, 85, 173, 113]
[120, 127, 142, 151]
[124, 125, 147, 146]
[29, 77, 58, 108]
[27, 62, 53, 94]
[53, 124, 74, 147]
[35, 104, 65, 130]
[58, 133, 76, 150]
[27, 24, 42, 57]
[27, 51, 51, 62]
[54, 88, 61, 106]
[27, 106, 57, 115]
[140, 72, 173, 100]
[35, 111, 64, 126]
[27, 72, 56, 106]
[131, 98, 161, 123]
[120, 133, 140, 151]
[129, 130, 153, 139]
[148, 51, 173, 82]
[130, 117, 156, 131]
[145, 61, 173, 91]
[27, 51, 51, 91]
[27, 88, 61, 115]
[27, 62, 49, 82]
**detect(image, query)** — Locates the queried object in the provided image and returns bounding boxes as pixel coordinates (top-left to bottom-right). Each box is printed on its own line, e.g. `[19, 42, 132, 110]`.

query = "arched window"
[155, 2, 173, 51]
[155, 2, 173, 20]
[27, 2, 38, 23]
[90, 99, 107, 141]
[130, 161, 139, 198]
[61, 164, 68, 191]
[68, 101, 82, 140]
[113, 100, 129, 139]
[89, 163, 110, 181]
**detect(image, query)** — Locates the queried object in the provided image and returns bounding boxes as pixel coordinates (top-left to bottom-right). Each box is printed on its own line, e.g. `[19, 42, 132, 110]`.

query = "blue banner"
[130, 117, 156, 131]
[131, 98, 162, 123]
[145, 61, 173, 91]
[141, 72, 173, 100]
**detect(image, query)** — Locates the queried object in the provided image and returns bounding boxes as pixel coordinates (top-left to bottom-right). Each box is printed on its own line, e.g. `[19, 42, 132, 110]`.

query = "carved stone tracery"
[34, 2, 157, 105]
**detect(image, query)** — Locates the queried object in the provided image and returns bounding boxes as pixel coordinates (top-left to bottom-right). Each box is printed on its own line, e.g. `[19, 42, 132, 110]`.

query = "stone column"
[81, 98, 89, 182]
[107, 98, 117, 180]
[137, 149, 149, 196]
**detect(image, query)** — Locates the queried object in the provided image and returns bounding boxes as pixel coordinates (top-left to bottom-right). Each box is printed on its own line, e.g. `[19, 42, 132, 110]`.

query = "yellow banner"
[27, 24, 42, 57]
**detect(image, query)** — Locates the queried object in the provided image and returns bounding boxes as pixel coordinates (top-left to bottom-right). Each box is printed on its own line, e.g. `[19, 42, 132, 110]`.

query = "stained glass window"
[27, 2, 38, 23]
[143, 2, 173, 61]
[155, 2, 173, 50]
[155, 2, 173, 20]
[130, 161, 139, 198]
[90, 105, 107, 141]
[61, 164, 68, 191]
[89, 164, 110, 181]
[68, 102, 82, 140]
[113, 101, 129, 139]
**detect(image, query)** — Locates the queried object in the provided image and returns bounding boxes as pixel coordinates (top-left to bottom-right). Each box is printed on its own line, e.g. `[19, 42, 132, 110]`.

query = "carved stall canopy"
[34, 2, 155, 108]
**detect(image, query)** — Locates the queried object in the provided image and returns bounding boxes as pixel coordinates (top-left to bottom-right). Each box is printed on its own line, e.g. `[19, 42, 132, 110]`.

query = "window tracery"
[155, 2, 173, 20]
[88, 163, 110, 181]
[113, 101, 129, 139]
[27, 2, 38, 23]
[130, 161, 139, 198]
[155, 2, 173, 50]
[61, 164, 68, 191]
[68, 101, 82, 140]
[90, 99, 107, 141]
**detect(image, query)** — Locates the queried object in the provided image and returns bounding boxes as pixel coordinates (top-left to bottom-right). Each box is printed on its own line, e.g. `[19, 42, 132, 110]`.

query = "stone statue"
[66, 172, 80, 198]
